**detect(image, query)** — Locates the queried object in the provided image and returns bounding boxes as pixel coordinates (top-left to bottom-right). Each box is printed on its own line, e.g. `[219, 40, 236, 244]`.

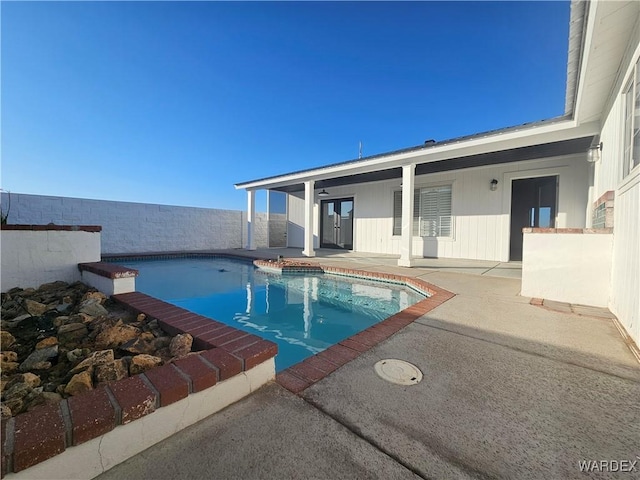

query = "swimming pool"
[119, 257, 425, 371]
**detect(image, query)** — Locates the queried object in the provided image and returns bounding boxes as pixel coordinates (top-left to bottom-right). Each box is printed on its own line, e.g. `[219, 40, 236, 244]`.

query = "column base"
[397, 258, 414, 267]
[302, 249, 316, 257]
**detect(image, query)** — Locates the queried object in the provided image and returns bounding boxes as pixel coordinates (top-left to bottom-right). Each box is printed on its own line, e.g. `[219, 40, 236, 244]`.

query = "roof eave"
[564, 0, 589, 117]
[235, 118, 599, 191]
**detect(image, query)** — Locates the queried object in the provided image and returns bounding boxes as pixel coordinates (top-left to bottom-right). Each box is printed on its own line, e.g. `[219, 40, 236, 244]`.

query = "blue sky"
[1, 1, 570, 212]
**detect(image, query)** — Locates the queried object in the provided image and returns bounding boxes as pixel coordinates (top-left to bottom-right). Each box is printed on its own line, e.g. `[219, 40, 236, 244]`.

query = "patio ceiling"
[270, 135, 594, 193]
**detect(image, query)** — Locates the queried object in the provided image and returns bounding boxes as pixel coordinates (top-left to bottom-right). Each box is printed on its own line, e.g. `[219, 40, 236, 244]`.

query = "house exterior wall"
[1, 193, 270, 254]
[286, 154, 590, 261]
[287, 193, 306, 248]
[591, 29, 640, 346]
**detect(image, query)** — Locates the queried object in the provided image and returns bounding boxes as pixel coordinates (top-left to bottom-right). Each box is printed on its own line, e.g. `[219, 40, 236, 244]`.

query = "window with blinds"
[393, 185, 452, 237]
[622, 57, 640, 178]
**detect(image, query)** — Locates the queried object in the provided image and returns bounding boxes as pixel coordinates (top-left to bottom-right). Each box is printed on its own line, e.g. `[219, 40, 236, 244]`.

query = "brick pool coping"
[254, 261, 456, 394]
[78, 262, 139, 279]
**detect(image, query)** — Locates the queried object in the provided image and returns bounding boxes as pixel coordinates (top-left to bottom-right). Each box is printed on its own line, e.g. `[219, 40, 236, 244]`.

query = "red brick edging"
[270, 263, 455, 394]
[78, 262, 139, 279]
[1, 224, 101, 232]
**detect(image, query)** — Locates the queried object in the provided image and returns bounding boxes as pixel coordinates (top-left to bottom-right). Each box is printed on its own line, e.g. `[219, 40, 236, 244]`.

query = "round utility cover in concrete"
[374, 359, 423, 385]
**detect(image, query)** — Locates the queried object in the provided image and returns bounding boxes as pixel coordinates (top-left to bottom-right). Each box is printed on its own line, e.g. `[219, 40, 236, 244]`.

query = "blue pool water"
[119, 257, 424, 371]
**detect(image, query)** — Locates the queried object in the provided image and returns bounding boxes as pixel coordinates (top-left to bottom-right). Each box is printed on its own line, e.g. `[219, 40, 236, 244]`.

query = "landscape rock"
[95, 322, 140, 349]
[0, 403, 11, 419]
[67, 348, 89, 363]
[2, 280, 198, 418]
[64, 371, 93, 396]
[155, 347, 173, 361]
[3, 383, 32, 414]
[154, 336, 172, 350]
[119, 337, 156, 355]
[4, 313, 31, 328]
[75, 313, 95, 324]
[24, 299, 51, 316]
[1, 330, 16, 350]
[70, 349, 115, 374]
[22, 372, 42, 389]
[82, 291, 107, 304]
[20, 345, 58, 371]
[35, 337, 59, 349]
[78, 298, 108, 317]
[25, 391, 64, 411]
[40, 391, 63, 404]
[94, 359, 129, 384]
[169, 333, 193, 357]
[38, 281, 69, 292]
[129, 354, 163, 375]
[140, 331, 155, 341]
[53, 316, 71, 328]
[57, 323, 88, 344]
[29, 361, 53, 371]
[1, 361, 20, 374]
[56, 302, 73, 313]
[1, 351, 18, 363]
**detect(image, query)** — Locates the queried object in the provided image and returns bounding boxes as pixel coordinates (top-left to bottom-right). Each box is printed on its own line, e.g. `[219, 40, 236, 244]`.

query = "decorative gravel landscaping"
[1, 281, 194, 419]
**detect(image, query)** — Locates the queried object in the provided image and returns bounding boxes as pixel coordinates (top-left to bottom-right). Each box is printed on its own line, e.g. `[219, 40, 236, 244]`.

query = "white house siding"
[592, 34, 640, 346]
[287, 154, 589, 261]
[287, 192, 306, 248]
[1, 193, 270, 254]
[609, 178, 639, 346]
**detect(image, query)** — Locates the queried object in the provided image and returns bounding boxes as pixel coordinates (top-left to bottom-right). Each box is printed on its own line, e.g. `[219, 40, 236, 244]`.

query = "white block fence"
[1, 193, 269, 255]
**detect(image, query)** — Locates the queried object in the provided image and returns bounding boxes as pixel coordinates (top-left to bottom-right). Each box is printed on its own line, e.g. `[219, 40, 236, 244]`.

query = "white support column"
[302, 180, 316, 257]
[398, 164, 415, 267]
[246, 190, 256, 250]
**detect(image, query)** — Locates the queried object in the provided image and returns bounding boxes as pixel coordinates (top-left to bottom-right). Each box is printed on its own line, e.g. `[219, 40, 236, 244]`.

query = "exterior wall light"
[587, 142, 603, 163]
[318, 189, 330, 197]
[490, 179, 498, 191]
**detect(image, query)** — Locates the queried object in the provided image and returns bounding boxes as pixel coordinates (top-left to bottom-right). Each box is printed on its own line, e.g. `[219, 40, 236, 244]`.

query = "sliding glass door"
[320, 198, 353, 249]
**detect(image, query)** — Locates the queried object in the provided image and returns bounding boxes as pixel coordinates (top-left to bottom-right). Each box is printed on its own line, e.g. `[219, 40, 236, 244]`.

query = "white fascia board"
[236, 119, 598, 191]
[572, 0, 598, 124]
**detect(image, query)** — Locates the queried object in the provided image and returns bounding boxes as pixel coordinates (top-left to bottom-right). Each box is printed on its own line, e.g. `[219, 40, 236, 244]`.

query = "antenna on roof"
[359, 141, 362, 159]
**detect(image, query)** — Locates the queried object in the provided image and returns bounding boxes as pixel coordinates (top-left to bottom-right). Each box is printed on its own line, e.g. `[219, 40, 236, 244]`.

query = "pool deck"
[96, 249, 640, 480]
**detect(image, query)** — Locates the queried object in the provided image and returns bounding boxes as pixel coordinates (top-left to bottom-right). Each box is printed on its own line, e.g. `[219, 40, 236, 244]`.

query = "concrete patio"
[226, 247, 524, 279]
[97, 252, 639, 480]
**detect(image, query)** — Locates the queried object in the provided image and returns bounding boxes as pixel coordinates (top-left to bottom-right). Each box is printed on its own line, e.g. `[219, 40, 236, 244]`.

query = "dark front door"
[509, 176, 557, 261]
[320, 198, 354, 249]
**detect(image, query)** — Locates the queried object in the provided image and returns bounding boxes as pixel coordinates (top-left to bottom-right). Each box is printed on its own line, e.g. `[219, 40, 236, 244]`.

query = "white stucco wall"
[1, 230, 101, 291]
[287, 154, 590, 262]
[1, 193, 269, 255]
[521, 231, 613, 307]
[80, 271, 136, 296]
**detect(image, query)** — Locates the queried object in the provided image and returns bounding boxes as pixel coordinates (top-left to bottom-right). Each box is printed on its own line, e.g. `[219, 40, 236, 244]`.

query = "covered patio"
[236, 120, 598, 267]
[222, 247, 523, 279]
